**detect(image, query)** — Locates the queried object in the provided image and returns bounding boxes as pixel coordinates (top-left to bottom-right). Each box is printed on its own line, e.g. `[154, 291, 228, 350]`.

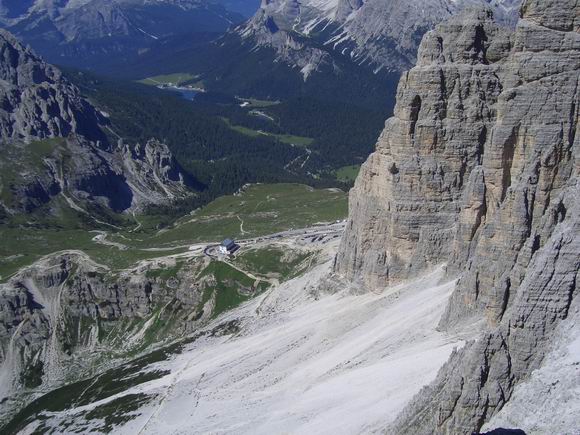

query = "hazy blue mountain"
[0, 0, 246, 72]
[213, 0, 261, 17]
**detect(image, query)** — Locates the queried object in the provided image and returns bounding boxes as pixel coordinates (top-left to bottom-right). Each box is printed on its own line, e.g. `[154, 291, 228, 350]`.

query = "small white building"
[219, 239, 239, 255]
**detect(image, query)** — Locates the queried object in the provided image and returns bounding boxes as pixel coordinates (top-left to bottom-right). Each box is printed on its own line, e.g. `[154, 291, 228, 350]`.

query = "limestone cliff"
[335, 0, 579, 432]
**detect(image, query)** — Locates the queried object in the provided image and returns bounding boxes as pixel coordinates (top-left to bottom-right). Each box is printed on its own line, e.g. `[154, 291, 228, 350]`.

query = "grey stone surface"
[334, 0, 580, 432]
[237, 0, 520, 75]
[0, 29, 105, 143]
[0, 29, 193, 214]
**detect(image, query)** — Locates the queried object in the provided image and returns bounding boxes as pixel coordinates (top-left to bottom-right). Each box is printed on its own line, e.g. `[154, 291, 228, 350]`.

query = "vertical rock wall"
[335, 0, 579, 432]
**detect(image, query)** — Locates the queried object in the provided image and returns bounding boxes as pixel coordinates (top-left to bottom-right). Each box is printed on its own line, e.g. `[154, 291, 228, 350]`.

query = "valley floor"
[24, 242, 477, 434]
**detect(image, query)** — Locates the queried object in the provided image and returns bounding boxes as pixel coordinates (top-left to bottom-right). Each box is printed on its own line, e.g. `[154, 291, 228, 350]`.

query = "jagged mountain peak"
[240, 0, 522, 73]
[0, 28, 60, 85]
[0, 28, 105, 143]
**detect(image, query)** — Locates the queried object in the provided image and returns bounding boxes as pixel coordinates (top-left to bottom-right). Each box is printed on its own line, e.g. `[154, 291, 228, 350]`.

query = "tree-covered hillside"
[66, 70, 390, 206]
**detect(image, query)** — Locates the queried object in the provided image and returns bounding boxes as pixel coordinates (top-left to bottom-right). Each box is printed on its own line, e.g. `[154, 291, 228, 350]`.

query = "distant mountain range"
[0, 0, 249, 71]
[0, 0, 522, 109]
[107, 0, 520, 114]
[241, 0, 521, 73]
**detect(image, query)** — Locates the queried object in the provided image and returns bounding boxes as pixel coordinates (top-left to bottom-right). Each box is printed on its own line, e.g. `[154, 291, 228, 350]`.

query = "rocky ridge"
[236, 0, 521, 77]
[239, 4, 334, 80]
[334, 0, 579, 432]
[0, 29, 195, 216]
[0, 29, 105, 143]
[0, 0, 244, 72]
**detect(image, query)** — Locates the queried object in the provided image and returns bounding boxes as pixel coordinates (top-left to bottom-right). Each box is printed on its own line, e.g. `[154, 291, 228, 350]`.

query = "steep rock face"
[0, 29, 105, 143]
[117, 139, 196, 205]
[392, 185, 579, 433]
[335, 8, 511, 289]
[335, 0, 579, 432]
[481, 294, 580, 433]
[0, 31, 196, 215]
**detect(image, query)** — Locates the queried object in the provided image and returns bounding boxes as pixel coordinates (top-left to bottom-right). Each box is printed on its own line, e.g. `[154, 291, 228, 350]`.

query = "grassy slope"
[0, 184, 347, 281]
[234, 247, 313, 281]
[138, 73, 197, 86]
[220, 117, 314, 147]
[333, 165, 361, 183]
[121, 183, 347, 249]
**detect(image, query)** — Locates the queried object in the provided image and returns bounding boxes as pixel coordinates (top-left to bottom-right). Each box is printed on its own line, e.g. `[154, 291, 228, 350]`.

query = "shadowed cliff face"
[335, 0, 579, 432]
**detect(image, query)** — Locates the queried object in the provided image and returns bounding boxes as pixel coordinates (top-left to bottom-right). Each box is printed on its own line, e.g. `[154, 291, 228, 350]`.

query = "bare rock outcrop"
[334, 0, 579, 432]
[335, 8, 511, 289]
[0, 29, 106, 144]
[237, 0, 521, 76]
[0, 30, 196, 215]
[0, 251, 214, 413]
[115, 138, 198, 210]
[239, 0, 334, 80]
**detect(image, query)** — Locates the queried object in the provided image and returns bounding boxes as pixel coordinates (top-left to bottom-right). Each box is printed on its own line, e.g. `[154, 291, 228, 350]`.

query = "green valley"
[0, 184, 347, 282]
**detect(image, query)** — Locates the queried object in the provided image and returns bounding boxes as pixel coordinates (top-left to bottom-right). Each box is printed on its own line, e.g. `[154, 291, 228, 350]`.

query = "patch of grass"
[0, 223, 186, 282]
[277, 134, 314, 147]
[221, 118, 263, 138]
[138, 73, 197, 87]
[235, 247, 312, 281]
[85, 393, 153, 432]
[145, 262, 182, 281]
[333, 164, 361, 183]
[1, 184, 346, 282]
[220, 117, 314, 147]
[200, 261, 266, 318]
[122, 184, 347, 249]
[133, 301, 189, 352]
[237, 97, 280, 108]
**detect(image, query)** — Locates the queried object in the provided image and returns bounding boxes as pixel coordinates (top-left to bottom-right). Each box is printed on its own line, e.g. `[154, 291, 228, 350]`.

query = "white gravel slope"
[33, 259, 470, 434]
[127, 262, 465, 434]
